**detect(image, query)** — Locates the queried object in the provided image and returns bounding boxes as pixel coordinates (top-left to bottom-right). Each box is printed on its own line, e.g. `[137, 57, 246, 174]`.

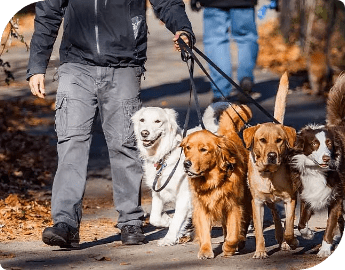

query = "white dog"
[131, 103, 229, 246]
[132, 107, 192, 246]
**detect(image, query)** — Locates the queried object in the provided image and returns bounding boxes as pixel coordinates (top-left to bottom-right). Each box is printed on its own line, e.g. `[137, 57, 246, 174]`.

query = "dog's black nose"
[141, 130, 150, 138]
[267, 152, 277, 163]
[184, 160, 192, 169]
[322, 155, 330, 163]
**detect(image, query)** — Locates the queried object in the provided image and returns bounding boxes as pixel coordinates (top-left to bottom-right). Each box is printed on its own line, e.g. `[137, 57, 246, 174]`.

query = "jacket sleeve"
[27, 0, 67, 79]
[149, 0, 195, 39]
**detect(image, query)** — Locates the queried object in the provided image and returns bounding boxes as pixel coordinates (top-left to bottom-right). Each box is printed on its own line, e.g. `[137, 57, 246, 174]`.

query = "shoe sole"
[122, 240, 146, 245]
[43, 232, 80, 249]
[121, 236, 146, 245]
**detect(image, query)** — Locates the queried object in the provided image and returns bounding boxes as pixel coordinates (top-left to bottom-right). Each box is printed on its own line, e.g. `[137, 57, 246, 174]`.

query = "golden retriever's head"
[243, 123, 296, 172]
[180, 130, 238, 179]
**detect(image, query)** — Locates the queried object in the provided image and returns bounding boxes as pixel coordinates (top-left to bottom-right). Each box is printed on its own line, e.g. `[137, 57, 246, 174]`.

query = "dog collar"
[153, 144, 179, 171]
[154, 159, 165, 171]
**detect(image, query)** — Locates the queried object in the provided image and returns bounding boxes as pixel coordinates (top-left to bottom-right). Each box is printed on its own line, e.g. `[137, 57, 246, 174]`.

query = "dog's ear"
[131, 108, 142, 123]
[164, 108, 179, 133]
[294, 132, 305, 151]
[282, 126, 296, 148]
[217, 137, 236, 171]
[180, 136, 188, 149]
[242, 125, 259, 149]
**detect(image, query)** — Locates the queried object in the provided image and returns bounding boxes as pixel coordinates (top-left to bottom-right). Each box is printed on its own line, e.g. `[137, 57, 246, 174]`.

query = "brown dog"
[243, 73, 299, 259]
[181, 104, 252, 259]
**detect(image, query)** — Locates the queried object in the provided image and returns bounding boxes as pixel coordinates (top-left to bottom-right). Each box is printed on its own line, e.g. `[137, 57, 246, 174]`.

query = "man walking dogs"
[27, 0, 194, 248]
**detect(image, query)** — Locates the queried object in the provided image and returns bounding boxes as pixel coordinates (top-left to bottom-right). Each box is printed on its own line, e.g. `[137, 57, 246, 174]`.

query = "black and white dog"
[291, 74, 345, 257]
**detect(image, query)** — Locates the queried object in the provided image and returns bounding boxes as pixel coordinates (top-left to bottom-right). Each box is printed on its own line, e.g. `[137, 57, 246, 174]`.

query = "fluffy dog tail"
[217, 104, 252, 135]
[326, 73, 345, 127]
[202, 102, 230, 133]
[273, 72, 289, 123]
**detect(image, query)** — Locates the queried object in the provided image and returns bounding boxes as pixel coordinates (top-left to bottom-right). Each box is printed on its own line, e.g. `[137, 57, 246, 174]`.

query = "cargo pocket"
[123, 97, 141, 144]
[55, 94, 68, 137]
[135, 66, 144, 86]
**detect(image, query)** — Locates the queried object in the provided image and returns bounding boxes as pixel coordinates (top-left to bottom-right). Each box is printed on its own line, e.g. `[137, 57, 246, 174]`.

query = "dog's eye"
[259, 138, 267, 143]
[140, 118, 144, 122]
[312, 140, 318, 147]
[326, 139, 332, 148]
[186, 146, 191, 151]
[200, 148, 207, 152]
[276, 138, 282, 143]
[155, 120, 161, 124]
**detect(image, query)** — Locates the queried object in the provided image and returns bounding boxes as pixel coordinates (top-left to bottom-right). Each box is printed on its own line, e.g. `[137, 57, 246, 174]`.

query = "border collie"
[291, 74, 345, 257]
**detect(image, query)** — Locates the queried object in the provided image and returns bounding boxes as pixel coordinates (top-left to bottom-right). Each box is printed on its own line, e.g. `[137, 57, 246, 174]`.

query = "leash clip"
[156, 161, 167, 176]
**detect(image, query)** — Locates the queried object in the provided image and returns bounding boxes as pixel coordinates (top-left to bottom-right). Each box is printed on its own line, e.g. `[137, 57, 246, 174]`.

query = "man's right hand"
[29, 74, 46, 98]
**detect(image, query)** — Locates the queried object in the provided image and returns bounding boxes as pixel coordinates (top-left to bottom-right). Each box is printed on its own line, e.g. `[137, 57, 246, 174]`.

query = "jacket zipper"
[94, 0, 100, 56]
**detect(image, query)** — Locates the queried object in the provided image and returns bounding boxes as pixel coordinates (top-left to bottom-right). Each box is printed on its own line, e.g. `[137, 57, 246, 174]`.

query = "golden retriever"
[181, 104, 252, 259]
[243, 72, 299, 259]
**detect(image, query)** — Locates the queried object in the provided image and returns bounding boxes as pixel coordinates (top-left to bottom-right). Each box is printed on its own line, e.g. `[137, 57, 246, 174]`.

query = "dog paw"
[252, 250, 268, 259]
[281, 241, 291, 251]
[157, 237, 177, 246]
[317, 240, 332, 257]
[281, 238, 299, 251]
[317, 249, 332, 258]
[299, 228, 315, 240]
[223, 251, 236, 257]
[198, 250, 214, 260]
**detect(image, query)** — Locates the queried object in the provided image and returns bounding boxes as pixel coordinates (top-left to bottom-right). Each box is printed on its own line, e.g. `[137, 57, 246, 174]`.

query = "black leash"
[177, 37, 280, 125]
[179, 37, 250, 128]
[152, 148, 182, 192]
[152, 36, 202, 192]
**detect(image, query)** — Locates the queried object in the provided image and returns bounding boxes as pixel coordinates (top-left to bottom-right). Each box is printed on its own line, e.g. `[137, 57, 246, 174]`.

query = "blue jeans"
[203, 7, 258, 99]
[52, 63, 144, 229]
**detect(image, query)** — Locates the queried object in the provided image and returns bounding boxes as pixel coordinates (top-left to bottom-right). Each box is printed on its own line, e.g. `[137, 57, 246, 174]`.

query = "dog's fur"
[291, 73, 345, 257]
[132, 107, 192, 246]
[243, 72, 299, 259]
[181, 104, 252, 259]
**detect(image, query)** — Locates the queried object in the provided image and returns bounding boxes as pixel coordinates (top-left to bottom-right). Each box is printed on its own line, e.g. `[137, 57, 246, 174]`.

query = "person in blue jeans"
[191, 0, 259, 103]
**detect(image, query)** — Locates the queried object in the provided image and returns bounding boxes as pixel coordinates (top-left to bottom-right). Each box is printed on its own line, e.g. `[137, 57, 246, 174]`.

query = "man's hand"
[29, 74, 46, 99]
[173, 31, 191, 52]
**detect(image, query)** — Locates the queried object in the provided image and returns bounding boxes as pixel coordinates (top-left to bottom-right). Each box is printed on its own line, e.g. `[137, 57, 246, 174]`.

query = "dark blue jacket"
[27, 0, 194, 78]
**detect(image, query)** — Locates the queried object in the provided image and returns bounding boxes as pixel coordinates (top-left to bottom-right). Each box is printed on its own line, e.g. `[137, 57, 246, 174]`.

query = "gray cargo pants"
[52, 62, 144, 229]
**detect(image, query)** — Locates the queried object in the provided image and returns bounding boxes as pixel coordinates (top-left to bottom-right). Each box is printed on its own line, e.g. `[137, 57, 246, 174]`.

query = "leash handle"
[178, 32, 194, 62]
